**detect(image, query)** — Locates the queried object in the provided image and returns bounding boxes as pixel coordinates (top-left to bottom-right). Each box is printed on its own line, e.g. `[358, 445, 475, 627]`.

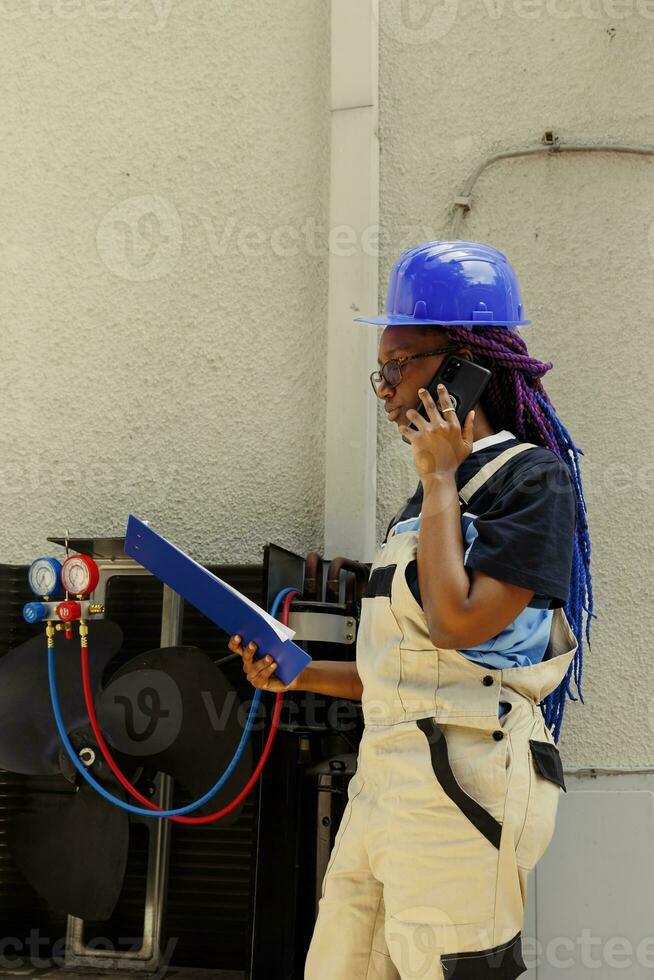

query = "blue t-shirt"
[383, 431, 577, 717]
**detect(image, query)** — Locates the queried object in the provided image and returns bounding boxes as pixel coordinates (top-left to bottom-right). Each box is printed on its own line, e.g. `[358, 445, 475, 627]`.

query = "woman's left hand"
[400, 385, 475, 481]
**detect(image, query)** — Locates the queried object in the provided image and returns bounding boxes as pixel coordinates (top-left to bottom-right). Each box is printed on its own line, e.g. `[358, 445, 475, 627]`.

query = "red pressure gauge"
[61, 554, 99, 596]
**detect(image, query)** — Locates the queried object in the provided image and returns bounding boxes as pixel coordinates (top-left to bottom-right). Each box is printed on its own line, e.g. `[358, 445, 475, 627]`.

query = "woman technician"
[229, 241, 593, 980]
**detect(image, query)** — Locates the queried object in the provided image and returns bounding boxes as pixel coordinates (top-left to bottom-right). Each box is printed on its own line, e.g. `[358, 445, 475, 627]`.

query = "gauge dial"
[61, 554, 99, 596]
[28, 557, 62, 597]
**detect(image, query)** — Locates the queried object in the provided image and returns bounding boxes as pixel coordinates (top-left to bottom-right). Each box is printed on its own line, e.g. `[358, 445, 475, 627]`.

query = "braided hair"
[423, 324, 595, 743]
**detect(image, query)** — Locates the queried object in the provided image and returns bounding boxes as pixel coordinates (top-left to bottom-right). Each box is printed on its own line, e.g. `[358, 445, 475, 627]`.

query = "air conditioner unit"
[0, 537, 369, 980]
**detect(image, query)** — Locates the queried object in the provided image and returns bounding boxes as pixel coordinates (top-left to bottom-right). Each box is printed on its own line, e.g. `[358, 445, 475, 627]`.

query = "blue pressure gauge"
[28, 557, 62, 598]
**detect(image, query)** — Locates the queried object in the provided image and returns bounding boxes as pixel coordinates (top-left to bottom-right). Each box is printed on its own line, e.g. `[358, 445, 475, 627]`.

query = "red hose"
[81, 589, 299, 824]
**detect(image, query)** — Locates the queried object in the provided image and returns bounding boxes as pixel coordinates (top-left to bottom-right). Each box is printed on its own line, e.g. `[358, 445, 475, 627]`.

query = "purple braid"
[424, 324, 596, 742]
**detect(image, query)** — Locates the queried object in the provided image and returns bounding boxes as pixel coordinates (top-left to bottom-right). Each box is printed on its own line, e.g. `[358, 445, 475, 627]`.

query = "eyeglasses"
[369, 345, 463, 394]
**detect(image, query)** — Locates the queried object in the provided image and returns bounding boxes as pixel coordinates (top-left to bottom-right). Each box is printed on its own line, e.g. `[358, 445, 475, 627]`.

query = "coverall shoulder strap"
[458, 442, 539, 505]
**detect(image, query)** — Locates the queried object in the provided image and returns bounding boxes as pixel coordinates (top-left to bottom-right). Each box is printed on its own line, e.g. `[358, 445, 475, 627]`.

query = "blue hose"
[47, 586, 301, 817]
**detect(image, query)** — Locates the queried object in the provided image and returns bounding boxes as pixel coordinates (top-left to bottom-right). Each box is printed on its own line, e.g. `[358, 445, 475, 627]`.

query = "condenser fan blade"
[0, 620, 123, 775]
[98, 646, 254, 822]
[9, 776, 130, 920]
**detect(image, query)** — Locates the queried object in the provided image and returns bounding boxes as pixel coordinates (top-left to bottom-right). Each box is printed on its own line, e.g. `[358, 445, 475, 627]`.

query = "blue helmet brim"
[352, 315, 532, 327]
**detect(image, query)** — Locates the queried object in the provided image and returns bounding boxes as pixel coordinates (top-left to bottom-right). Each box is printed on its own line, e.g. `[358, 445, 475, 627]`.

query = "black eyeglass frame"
[369, 345, 464, 394]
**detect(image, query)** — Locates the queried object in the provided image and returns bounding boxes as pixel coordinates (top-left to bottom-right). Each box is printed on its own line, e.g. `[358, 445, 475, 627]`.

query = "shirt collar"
[471, 429, 517, 454]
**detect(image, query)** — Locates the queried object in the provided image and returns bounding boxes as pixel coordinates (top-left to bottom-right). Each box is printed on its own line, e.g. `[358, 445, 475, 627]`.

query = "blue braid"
[534, 392, 597, 743]
[423, 323, 595, 743]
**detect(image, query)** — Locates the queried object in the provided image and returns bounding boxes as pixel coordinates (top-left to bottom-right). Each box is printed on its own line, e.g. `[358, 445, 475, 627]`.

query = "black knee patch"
[441, 930, 526, 978]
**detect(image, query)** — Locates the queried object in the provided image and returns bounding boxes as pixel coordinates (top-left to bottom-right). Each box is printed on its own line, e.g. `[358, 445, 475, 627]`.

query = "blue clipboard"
[124, 515, 311, 687]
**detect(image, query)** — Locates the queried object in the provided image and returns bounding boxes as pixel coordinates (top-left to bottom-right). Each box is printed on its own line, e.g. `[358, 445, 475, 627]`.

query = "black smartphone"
[401, 354, 491, 444]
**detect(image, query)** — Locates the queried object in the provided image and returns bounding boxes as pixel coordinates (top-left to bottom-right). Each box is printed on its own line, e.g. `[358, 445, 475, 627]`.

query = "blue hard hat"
[353, 240, 531, 328]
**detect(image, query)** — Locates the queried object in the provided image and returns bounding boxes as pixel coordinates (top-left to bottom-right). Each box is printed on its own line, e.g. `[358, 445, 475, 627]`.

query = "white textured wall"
[0, 0, 330, 564]
[376, 5, 654, 764]
[2, 2, 653, 766]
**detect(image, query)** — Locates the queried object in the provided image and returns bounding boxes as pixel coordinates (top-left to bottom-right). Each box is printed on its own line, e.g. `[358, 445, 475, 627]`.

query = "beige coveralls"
[305, 444, 578, 980]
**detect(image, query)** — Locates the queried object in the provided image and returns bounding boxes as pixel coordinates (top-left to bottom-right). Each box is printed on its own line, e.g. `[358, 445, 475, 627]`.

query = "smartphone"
[401, 354, 491, 445]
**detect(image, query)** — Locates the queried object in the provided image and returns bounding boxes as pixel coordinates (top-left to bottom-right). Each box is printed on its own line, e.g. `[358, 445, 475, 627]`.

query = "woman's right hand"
[227, 635, 298, 693]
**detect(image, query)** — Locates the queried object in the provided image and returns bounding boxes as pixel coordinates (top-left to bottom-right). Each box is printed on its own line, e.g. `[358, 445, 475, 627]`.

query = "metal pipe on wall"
[451, 131, 654, 236]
